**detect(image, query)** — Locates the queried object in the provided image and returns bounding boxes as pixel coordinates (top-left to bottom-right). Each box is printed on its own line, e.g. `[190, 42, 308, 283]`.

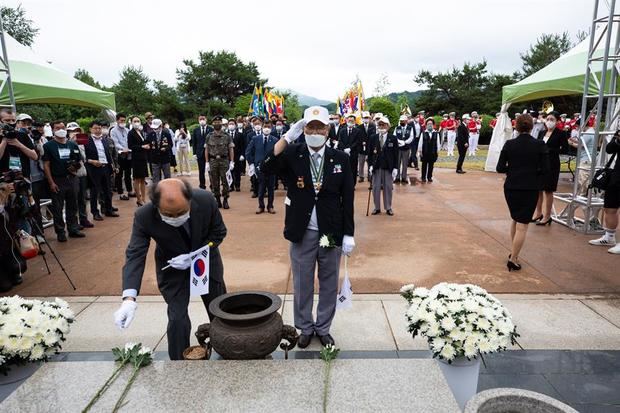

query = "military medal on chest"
[297, 176, 305, 189]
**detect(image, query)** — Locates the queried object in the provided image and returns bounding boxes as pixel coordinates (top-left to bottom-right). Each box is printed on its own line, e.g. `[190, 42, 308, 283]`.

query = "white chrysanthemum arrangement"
[0, 296, 74, 374]
[400, 283, 519, 362]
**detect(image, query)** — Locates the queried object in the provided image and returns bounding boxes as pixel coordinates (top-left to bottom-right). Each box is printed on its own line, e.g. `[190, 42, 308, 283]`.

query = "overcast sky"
[6, 0, 590, 101]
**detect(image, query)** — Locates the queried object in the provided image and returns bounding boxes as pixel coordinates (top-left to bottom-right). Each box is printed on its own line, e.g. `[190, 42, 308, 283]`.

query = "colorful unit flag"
[190, 244, 210, 296]
[248, 84, 286, 117]
[336, 77, 366, 124]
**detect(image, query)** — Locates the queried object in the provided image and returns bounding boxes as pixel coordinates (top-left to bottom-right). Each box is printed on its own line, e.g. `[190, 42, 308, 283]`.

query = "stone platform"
[0, 359, 459, 413]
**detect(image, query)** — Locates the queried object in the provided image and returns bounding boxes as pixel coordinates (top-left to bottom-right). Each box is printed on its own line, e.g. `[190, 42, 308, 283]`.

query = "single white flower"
[30, 344, 45, 360]
[440, 317, 456, 331]
[413, 287, 430, 298]
[400, 284, 415, 294]
[319, 235, 330, 248]
[138, 346, 152, 356]
[440, 343, 456, 360]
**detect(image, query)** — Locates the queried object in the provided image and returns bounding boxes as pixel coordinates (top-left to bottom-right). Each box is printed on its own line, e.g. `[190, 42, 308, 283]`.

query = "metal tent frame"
[0, 16, 16, 111]
[553, 0, 620, 233]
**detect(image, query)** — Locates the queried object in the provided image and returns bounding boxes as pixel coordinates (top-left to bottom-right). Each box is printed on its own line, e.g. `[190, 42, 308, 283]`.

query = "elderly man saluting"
[263, 106, 355, 348]
[114, 178, 227, 360]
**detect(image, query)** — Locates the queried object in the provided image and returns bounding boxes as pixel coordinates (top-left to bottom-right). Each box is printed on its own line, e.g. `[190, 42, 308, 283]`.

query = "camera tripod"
[26, 216, 77, 290]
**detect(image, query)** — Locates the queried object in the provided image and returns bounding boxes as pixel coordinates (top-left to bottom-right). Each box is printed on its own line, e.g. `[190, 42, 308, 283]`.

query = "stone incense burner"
[195, 291, 298, 359]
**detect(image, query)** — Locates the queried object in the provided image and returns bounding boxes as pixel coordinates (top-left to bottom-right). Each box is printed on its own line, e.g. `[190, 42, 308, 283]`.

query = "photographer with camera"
[0, 108, 38, 177]
[589, 130, 620, 255]
[43, 121, 86, 242]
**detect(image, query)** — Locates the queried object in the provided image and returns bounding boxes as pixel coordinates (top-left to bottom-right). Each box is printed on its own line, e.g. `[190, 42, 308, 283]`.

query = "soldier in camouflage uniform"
[204, 115, 235, 209]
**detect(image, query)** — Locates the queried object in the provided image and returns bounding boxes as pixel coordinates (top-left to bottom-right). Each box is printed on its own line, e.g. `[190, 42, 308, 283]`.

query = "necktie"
[202, 127, 205, 136]
[348, 127, 352, 136]
[312, 152, 321, 169]
[380, 134, 385, 147]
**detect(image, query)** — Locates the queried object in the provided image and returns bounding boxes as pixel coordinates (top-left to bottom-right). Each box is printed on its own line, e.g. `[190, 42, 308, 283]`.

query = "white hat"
[471, 111, 478, 116]
[345, 112, 356, 119]
[378, 116, 391, 126]
[462, 114, 471, 120]
[362, 111, 371, 118]
[303, 106, 329, 125]
[151, 119, 163, 129]
[399, 115, 408, 121]
[16, 113, 32, 121]
[373, 112, 383, 120]
[66, 122, 81, 131]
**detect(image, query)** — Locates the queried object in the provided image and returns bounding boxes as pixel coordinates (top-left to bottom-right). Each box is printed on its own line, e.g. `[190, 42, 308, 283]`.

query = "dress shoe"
[12, 274, 23, 286]
[371, 210, 381, 215]
[267, 208, 276, 214]
[120, 194, 130, 201]
[136, 201, 144, 207]
[223, 198, 230, 209]
[235, 188, 241, 192]
[256, 208, 265, 214]
[536, 218, 552, 226]
[80, 219, 94, 228]
[93, 214, 104, 221]
[57, 232, 67, 242]
[421, 179, 427, 183]
[78, 224, 84, 230]
[456, 170, 466, 174]
[251, 193, 258, 198]
[128, 192, 137, 198]
[68, 231, 86, 238]
[358, 177, 365, 183]
[216, 198, 223, 208]
[318, 334, 335, 347]
[105, 211, 120, 217]
[110, 206, 119, 212]
[386, 209, 394, 216]
[297, 333, 313, 349]
[199, 185, 206, 190]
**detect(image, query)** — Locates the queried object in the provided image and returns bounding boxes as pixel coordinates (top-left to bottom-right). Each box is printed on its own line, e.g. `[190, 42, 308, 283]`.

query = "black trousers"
[251, 175, 258, 195]
[456, 145, 466, 171]
[158, 268, 227, 360]
[50, 176, 79, 235]
[115, 156, 133, 194]
[349, 154, 358, 187]
[410, 139, 420, 168]
[257, 171, 275, 209]
[232, 160, 244, 190]
[197, 156, 207, 189]
[30, 179, 49, 235]
[421, 161, 435, 181]
[88, 167, 112, 215]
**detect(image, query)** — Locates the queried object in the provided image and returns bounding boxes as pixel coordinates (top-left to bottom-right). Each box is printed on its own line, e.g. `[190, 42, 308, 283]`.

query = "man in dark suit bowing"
[338, 113, 362, 187]
[114, 178, 227, 360]
[263, 106, 355, 348]
[191, 114, 213, 189]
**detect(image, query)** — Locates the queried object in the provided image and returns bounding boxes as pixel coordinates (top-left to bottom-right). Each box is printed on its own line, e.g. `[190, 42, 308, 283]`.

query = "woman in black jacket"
[589, 130, 620, 254]
[533, 111, 569, 225]
[497, 114, 549, 271]
[127, 116, 150, 206]
[417, 118, 441, 182]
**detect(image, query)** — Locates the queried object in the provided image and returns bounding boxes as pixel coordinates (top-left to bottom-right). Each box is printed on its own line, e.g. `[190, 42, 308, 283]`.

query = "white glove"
[332, 140, 339, 149]
[397, 139, 405, 147]
[205, 162, 210, 172]
[114, 300, 137, 330]
[368, 166, 373, 175]
[342, 235, 356, 256]
[392, 169, 398, 181]
[240, 155, 245, 161]
[248, 164, 256, 177]
[229, 161, 235, 171]
[284, 119, 306, 144]
[344, 148, 351, 155]
[167, 253, 192, 270]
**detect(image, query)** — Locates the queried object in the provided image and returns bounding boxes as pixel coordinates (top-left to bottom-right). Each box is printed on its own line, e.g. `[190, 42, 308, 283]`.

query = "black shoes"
[531, 215, 543, 223]
[256, 208, 265, 214]
[68, 231, 86, 238]
[298, 333, 313, 349]
[318, 334, 335, 347]
[57, 233, 67, 242]
[267, 208, 276, 214]
[536, 218, 552, 226]
[371, 210, 381, 215]
[216, 198, 223, 208]
[251, 193, 258, 198]
[223, 198, 230, 209]
[105, 211, 120, 217]
[456, 170, 466, 174]
[93, 214, 104, 221]
[507, 260, 522, 271]
[386, 209, 394, 216]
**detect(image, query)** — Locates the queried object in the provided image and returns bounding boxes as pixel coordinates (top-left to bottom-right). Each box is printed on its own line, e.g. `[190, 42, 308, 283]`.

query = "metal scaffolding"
[0, 15, 16, 110]
[553, 0, 620, 233]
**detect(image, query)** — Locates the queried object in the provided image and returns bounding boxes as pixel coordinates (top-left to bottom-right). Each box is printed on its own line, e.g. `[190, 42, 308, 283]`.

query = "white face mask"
[362, 119, 370, 124]
[132, 122, 141, 129]
[228, 125, 236, 131]
[54, 129, 67, 139]
[159, 211, 190, 227]
[275, 125, 283, 132]
[254, 125, 262, 132]
[118, 122, 126, 128]
[102, 128, 109, 135]
[347, 121, 355, 127]
[237, 123, 244, 129]
[378, 128, 387, 134]
[262, 128, 272, 135]
[199, 120, 207, 126]
[546, 120, 556, 130]
[305, 134, 326, 147]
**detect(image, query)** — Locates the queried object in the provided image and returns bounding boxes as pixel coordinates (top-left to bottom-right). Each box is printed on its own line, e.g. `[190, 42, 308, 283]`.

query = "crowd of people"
[0, 103, 617, 293]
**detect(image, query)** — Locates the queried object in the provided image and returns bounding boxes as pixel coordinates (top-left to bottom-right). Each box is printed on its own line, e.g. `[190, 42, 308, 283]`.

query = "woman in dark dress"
[533, 111, 569, 225]
[497, 114, 549, 271]
[127, 116, 149, 206]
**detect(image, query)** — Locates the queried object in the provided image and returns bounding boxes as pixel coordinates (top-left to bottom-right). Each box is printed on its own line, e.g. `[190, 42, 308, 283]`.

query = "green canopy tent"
[0, 34, 115, 110]
[485, 35, 615, 171]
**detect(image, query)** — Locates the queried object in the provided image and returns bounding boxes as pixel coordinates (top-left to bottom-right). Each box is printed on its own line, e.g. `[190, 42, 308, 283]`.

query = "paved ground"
[4, 167, 619, 298]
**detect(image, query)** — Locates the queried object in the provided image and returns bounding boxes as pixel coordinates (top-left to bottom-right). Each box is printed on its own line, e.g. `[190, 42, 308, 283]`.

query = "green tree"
[520, 32, 572, 78]
[274, 90, 302, 121]
[152, 81, 184, 125]
[233, 93, 253, 118]
[368, 97, 398, 128]
[111, 66, 155, 116]
[0, 5, 39, 46]
[177, 51, 265, 110]
[74, 68, 104, 90]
